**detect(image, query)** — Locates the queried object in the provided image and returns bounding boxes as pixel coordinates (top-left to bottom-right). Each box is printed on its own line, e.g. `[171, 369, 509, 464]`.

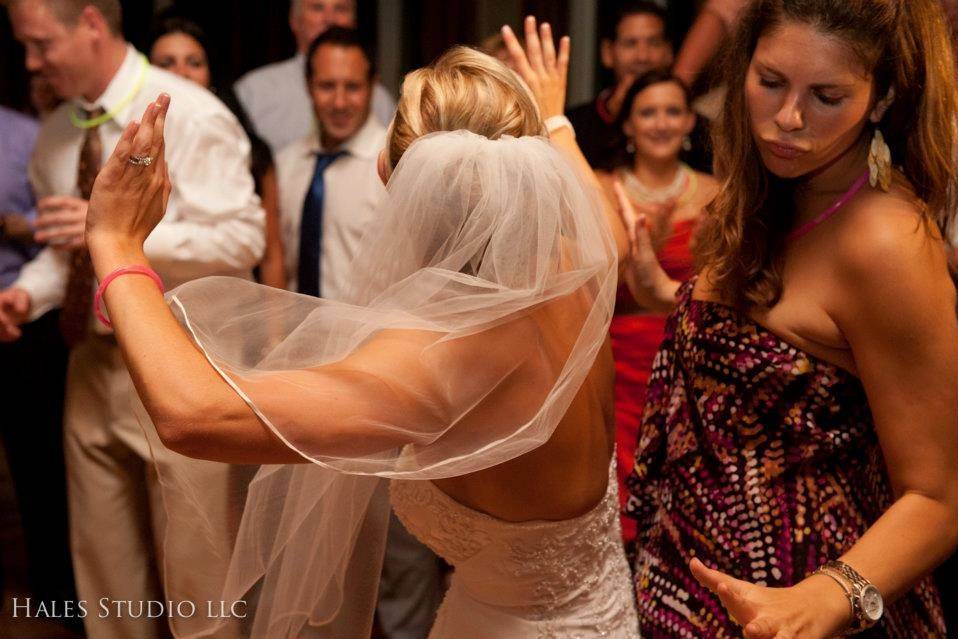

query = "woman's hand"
[690, 558, 853, 639]
[635, 197, 678, 252]
[86, 93, 172, 265]
[501, 16, 569, 119]
[614, 180, 679, 312]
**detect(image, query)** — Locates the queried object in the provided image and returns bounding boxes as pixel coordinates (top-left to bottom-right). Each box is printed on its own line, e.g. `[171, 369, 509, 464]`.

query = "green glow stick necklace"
[69, 55, 149, 130]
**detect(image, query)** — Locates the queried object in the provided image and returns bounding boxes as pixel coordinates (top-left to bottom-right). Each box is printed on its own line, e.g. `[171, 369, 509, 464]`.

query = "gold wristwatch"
[814, 560, 884, 634]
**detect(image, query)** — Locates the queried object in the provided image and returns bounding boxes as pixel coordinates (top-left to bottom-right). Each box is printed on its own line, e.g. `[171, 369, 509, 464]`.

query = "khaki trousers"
[64, 335, 232, 639]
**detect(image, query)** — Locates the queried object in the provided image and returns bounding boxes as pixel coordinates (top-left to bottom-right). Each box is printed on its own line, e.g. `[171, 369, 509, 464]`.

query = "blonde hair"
[387, 46, 545, 168]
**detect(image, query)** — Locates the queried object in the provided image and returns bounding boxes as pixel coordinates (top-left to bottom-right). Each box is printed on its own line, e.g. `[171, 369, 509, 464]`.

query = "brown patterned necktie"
[59, 107, 105, 346]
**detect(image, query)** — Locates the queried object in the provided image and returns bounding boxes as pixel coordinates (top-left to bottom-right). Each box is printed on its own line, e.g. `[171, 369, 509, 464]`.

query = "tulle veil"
[140, 129, 617, 637]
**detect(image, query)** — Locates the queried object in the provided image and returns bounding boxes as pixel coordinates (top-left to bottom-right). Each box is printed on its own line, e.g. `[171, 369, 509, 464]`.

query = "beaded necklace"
[618, 163, 698, 206]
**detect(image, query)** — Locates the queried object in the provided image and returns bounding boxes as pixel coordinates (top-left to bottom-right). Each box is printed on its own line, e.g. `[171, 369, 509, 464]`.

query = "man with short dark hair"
[566, 1, 673, 167]
[234, 0, 396, 156]
[1, 1, 264, 637]
[275, 29, 444, 638]
[277, 27, 383, 299]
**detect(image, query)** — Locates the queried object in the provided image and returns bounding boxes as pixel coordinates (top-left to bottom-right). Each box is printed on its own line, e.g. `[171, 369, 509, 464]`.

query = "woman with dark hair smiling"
[619, 0, 958, 636]
[594, 69, 718, 550]
[148, 15, 286, 289]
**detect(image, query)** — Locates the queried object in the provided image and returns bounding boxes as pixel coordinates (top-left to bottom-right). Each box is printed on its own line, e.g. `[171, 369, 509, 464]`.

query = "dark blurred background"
[1, 0, 700, 114]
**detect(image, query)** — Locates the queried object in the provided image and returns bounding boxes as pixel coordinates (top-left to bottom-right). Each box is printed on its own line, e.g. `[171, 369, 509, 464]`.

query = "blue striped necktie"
[297, 151, 346, 297]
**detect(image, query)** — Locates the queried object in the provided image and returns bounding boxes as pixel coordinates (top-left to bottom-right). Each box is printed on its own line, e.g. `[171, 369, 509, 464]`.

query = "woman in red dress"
[595, 70, 718, 548]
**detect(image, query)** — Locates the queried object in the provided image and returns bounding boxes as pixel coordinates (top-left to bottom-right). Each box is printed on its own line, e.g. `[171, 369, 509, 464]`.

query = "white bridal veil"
[144, 130, 617, 637]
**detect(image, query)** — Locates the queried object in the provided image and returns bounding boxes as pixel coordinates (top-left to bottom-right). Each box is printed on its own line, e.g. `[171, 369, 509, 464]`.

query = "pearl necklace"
[618, 163, 696, 205]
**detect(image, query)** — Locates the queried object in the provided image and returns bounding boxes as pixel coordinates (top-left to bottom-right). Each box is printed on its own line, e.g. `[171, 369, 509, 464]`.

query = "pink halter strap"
[787, 170, 870, 242]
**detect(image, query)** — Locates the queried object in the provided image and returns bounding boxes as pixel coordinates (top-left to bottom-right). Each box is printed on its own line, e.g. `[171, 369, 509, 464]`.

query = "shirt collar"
[308, 115, 386, 160]
[74, 45, 144, 124]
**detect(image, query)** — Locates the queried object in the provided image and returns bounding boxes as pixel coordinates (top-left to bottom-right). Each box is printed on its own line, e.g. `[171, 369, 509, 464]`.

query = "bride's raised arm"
[83, 97, 468, 465]
[86, 93, 610, 468]
[502, 17, 632, 268]
[84, 95, 291, 463]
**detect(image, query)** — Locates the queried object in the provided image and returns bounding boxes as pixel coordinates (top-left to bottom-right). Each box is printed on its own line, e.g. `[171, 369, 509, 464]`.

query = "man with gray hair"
[234, 0, 396, 155]
[1, 1, 264, 637]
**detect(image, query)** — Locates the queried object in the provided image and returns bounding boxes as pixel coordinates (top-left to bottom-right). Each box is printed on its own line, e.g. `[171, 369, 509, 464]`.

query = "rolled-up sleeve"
[145, 109, 265, 284]
[15, 246, 70, 321]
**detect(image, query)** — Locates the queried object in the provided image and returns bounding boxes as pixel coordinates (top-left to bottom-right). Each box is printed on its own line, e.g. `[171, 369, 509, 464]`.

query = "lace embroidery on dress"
[390, 455, 640, 638]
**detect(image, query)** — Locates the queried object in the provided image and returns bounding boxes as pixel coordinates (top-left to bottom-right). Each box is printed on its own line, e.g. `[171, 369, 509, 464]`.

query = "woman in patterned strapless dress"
[594, 69, 719, 550]
[616, 0, 958, 637]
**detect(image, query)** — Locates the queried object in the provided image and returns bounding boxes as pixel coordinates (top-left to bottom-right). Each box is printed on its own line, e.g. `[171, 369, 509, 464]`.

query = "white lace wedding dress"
[389, 457, 640, 638]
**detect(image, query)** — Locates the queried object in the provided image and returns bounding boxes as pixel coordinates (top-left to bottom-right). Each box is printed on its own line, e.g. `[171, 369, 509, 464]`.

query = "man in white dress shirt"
[234, 0, 396, 156]
[0, 1, 264, 637]
[275, 27, 443, 638]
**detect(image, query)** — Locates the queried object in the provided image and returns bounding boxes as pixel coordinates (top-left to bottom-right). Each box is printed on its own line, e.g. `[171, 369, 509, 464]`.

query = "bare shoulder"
[830, 181, 954, 322]
[692, 171, 721, 208]
[694, 171, 720, 194]
[833, 182, 945, 277]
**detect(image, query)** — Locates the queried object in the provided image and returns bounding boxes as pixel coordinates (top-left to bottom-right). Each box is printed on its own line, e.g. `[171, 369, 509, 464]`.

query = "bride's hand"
[614, 180, 679, 311]
[501, 16, 569, 119]
[86, 93, 172, 258]
[690, 558, 853, 639]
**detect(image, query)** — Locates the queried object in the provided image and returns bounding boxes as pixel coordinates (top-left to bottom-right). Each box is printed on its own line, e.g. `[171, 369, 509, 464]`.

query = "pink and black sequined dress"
[626, 278, 946, 638]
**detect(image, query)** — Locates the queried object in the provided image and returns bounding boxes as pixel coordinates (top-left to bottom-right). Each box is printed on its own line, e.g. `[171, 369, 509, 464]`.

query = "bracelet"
[94, 265, 165, 329]
[544, 115, 575, 139]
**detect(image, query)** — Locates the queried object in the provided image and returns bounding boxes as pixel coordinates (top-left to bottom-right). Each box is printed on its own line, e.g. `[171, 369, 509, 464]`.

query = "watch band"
[815, 561, 883, 634]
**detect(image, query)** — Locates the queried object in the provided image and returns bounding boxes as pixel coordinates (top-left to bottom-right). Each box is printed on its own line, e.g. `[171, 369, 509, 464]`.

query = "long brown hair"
[697, 0, 958, 309]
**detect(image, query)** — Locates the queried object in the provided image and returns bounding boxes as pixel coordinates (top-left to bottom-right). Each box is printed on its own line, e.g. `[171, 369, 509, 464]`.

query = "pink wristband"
[94, 265, 165, 329]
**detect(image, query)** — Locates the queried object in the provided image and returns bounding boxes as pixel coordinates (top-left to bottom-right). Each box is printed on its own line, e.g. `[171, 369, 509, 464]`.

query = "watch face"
[861, 585, 884, 622]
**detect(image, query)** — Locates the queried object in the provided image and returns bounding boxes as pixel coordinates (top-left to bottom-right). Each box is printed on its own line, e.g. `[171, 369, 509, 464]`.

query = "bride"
[84, 17, 639, 639]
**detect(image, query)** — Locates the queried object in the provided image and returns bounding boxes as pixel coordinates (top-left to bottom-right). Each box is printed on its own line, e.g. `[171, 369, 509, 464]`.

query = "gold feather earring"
[868, 128, 892, 192]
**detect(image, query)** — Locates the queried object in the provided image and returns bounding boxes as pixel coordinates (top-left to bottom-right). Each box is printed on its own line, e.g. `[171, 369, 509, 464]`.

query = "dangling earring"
[682, 136, 692, 152]
[626, 140, 636, 154]
[868, 128, 892, 191]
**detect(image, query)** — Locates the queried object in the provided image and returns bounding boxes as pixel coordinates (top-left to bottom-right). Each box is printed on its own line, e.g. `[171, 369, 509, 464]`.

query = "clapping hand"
[613, 180, 678, 312]
[635, 198, 678, 252]
[86, 93, 172, 260]
[501, 16, 569, 120]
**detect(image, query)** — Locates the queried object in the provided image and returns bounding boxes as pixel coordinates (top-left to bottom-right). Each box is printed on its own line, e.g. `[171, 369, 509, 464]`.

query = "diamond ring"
[128, 154, 153, 167]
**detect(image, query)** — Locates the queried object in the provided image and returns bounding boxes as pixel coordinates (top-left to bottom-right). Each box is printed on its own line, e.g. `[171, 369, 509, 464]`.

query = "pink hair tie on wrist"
[94, 265, 165, 329]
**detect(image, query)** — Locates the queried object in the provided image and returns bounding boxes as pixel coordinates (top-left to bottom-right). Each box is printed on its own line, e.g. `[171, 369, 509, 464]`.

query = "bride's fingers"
[104, 121, 140, 177]
[540, 22, 556, 70]
[149, 94, 170, 162]
[523, 16, 545, 73]
[501, 25, 535, 81]
[129, 101, 158, 167]
[557, 35, 570, 80]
